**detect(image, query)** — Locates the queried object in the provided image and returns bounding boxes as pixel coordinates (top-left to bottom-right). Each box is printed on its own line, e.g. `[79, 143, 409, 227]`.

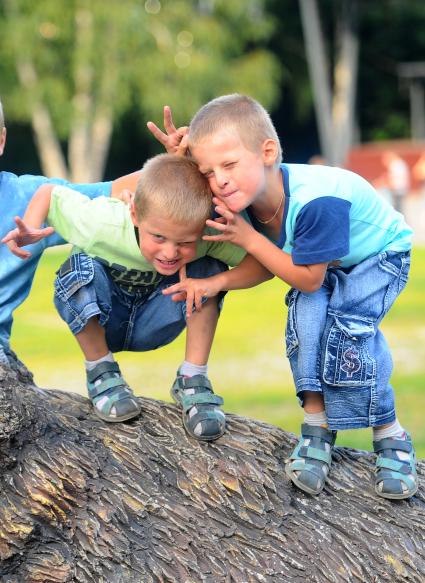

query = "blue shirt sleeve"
[46, 178, 112, 199]
[292, 197, 351, 265]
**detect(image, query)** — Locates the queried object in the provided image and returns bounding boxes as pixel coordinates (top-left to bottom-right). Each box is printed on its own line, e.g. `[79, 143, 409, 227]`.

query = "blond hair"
[189, 94, 282, 166]
[134, 154, 213, 226]
[0, 99, 4, 132]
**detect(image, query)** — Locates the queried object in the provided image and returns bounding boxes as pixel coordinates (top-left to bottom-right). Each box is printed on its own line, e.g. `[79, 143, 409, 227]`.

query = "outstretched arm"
[163, 255, 273, 316]
[1, 183, 55, 258]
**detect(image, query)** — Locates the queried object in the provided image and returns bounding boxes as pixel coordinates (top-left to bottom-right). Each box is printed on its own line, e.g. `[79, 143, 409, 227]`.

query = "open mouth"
[155, 258, 179, 270]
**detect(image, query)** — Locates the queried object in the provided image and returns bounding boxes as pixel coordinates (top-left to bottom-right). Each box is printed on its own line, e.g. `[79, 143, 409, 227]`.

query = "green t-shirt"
[47, 186, 245, 292]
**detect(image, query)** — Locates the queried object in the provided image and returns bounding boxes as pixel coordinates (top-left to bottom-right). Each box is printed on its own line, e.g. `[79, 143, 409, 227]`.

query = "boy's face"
[131, 208, 201, 275]
[190, 127, 276, 213]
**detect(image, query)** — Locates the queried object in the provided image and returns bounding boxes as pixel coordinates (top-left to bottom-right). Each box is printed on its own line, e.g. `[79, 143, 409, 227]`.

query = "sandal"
[373, 434, 418, 500]
[285, 423, 337, 495]
[86, 361, 141, 423]
[171, 374, 226, 441]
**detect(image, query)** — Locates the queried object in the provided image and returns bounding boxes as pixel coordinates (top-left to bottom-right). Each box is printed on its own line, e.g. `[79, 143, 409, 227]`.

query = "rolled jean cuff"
[295, 379, 323, 407]
[63, 303, 103, 336]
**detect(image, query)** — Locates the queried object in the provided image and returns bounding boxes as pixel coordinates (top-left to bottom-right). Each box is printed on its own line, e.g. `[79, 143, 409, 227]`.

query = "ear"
[129, 201, 139, 227]
[261, 138, 278, 167]
[0, 128, 7, 156]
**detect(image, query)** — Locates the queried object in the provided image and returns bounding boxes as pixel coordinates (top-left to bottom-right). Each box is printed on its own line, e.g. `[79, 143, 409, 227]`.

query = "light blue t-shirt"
[267, 164, 412, 268]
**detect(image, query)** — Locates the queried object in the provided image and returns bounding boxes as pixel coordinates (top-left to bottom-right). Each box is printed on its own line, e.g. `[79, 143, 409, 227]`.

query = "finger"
[163, 106, 177, 134]
[194, 290, 204, 312]
[175, 133, 189, 158]
[117, 188, 134, 204]
[8, 241, 31, 259]
[186, 288, 194, 318]
[212, 196, 231, 210]
[202, 233, 228, 242]
[14, 216, 29, 232]
[162, 282, 182, 296]
[171, 292, 187, 302]
[179, 264, 187, 281]
[214, 205, 234, 221]
[146, 121, 168, 146]
[205, 219, 227, 231]
[41, 226, 55, 237]
[1, 229, 18, 244]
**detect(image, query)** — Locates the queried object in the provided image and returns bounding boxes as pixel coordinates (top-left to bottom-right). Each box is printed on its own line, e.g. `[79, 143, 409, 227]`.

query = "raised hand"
[146, 105, 189, 156]
[203, 197, 256, 250]
[162, 265, 223, 317]
[1, 216, 55, 259]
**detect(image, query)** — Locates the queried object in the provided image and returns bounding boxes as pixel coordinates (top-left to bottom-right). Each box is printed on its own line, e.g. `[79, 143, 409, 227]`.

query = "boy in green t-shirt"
[3, 153, 271, 440]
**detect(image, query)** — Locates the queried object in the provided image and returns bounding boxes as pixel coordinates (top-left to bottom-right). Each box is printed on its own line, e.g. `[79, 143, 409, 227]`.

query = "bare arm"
[204, 201, 328, 293]
[1, 183, 55, 258]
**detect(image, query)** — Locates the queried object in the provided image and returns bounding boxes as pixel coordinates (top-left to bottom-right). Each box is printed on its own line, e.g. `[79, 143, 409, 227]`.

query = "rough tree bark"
[0, 362, 424, 583]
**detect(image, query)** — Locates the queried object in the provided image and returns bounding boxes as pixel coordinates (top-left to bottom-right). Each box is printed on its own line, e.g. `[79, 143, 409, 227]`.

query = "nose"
[214, 170, 229, 189]
[163, 242, 178, 260]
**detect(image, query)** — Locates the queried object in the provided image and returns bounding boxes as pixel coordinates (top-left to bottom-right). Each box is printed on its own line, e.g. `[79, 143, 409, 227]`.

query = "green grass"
[12, 246, 425, 456]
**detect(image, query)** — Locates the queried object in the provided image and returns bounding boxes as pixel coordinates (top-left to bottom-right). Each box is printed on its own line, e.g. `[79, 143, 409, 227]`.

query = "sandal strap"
[373, 437, 412, 454]
[376, 457, 412, 474]
[86, 361, 120, 383]
[298, 444, 332, 464]
[301, 423, 337, 445]
[88, 376, 130, 399]
[177, 374, 213, 391]
[180, 392, 223, 412]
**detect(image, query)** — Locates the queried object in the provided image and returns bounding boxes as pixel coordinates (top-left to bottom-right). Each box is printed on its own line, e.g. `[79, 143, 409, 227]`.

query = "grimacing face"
[131, 207, 202, 275]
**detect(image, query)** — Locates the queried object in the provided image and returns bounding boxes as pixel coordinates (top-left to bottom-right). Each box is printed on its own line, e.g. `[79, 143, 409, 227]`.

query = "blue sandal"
[171, 374, 226, 441]
[87, 361, 141, 423]
[285, 423, 337, 495]
[373, 434, 418, 500]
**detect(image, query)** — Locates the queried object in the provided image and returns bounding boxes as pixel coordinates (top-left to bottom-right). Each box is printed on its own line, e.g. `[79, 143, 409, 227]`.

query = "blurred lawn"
[13, 246, 425, 456]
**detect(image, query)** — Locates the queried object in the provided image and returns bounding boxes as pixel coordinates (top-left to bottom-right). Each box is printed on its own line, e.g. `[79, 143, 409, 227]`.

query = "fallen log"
[0, 362, 424, 583]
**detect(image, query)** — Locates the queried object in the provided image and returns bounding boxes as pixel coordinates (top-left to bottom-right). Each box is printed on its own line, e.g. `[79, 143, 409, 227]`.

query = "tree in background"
[0, 0, 281, 181]
[299, 0, 359, 167]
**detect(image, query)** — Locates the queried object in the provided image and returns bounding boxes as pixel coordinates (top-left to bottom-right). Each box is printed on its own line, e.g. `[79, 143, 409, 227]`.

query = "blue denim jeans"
[0, 171, 111, 355]
[54, 253, 227, 352]
[285, 250, 411, 430]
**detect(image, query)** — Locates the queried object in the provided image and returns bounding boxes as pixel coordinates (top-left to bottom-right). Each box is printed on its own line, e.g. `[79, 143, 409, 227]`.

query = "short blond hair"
[0, 99, 4, 132]
[134, 154, 213, 226]
[189, 94, 282, 166]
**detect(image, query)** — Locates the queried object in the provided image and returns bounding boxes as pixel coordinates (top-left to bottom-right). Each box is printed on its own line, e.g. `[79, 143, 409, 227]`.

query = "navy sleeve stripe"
[292, 197, 351, 265]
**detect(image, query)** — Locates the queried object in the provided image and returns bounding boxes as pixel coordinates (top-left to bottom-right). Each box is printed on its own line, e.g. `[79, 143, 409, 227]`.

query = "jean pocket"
[285, 288, 300, 357]
[54, 253, 94, 302]
[323, 314, 376, 387]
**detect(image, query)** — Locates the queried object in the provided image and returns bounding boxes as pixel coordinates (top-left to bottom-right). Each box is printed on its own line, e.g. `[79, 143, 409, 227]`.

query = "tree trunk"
[0, 362, 424, 583]
[299, 0, 359, 166]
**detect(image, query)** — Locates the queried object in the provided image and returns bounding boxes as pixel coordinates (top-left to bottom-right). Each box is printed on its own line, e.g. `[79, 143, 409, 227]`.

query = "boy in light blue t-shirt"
[156, 94, 417, 500]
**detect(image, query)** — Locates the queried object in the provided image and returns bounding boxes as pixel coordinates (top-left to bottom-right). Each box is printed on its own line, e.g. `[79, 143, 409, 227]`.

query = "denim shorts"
[54, 253, 227, 353]
[285, 250, 411, 430]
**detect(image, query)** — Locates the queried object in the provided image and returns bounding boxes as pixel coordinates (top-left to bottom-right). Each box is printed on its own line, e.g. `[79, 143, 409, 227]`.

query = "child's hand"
[1, 216, 55, 259]
[162, 265, 222, 317]
[203, 197, 256, 249]
[115, 189, 134, 204]
[146, 106, 189, 156]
